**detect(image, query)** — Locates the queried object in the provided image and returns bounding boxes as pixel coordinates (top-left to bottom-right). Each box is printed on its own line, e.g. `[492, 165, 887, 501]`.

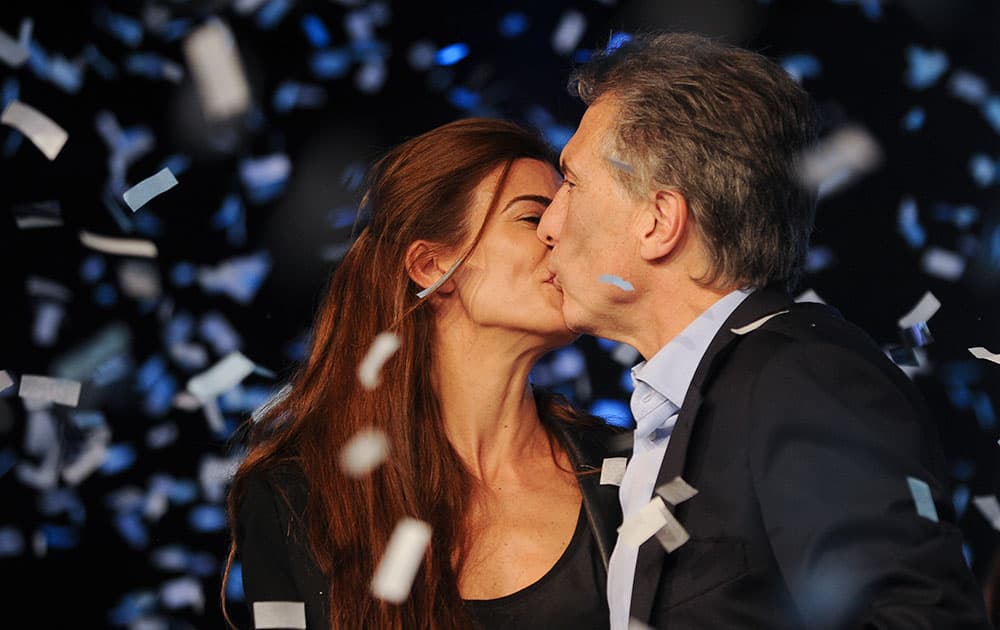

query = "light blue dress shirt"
[607, 289, 752, 630]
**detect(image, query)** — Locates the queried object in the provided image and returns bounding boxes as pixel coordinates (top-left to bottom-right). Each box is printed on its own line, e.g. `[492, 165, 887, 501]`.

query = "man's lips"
[544, 272, 562, 290]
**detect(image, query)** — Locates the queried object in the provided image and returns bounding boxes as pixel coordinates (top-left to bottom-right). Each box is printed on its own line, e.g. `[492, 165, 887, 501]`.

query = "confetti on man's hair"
[599, 274, 634, 292]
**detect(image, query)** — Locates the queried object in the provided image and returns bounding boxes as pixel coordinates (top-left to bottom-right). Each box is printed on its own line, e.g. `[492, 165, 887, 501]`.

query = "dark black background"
[1, 0, 998, 627]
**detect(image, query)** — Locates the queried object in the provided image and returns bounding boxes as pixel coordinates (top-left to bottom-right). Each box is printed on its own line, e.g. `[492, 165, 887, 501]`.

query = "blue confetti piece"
[151, 545, 190, 572]
[953, 485, 970, 518]
[947, 384, 972, 410]
[39, 488, 86, 524]
[574, 48, 593, 64]
[114, 512, 149, 549]
[92, 353, 132, 387]
[239, 154, 291, 204]
[595, 337, 617, 351]
[125, 53, 183, 82]
[94, 7, 144, 48]
[25, 40, 49, 79]
[981, 96, 1000, 135]
[599, 274, 634, 291]
[781, 53, 822, 82]
[273, 81, 301, 113]
[133, 211, 164, 237]
[498, 12, 529, 38]
[436, 43, 469, 66]
[189, 550, 218, 576]
[589, 398, 633, 428]
[896, 197, 925, 248]
[301, 14, 331, 48]
[146, 422, 179, 449]
[200, 312, 243, 355]
[905, 45, 948, 90]
[170, 262, 198, 287]
[160, 153, 191, 177]
[859, 0, 882, 20]
[189, 504, 227, 533]
[962, 543, 973, 568]
[94, 283, 118, 307]
[256, 0, 294, 30]
[82, 45, 118, 80]
[159, 18, 194, 42]
[619, 368, 635, 393]
[448, 86, 480, 111]
[0, 527, 24, 557]
[950, 459, 976, 481]
[542, 124, 574, 151]
[39, 524, 79, 549]
[606, 32, 632, 53]
[212, 194, 243, 230]
[197, 251, 273, 305]
[947, 70, 988, 105]
[285, 337, 308, 361]
[167, 479, 199, 505]
[902, 106, 925, 131]
[972, 391, 996, 431]
[906, 476, 939, 522]
[48, 55, 84, 93]
[79, 254, 106, 283]
[101, 444, 137, 475]
[227, 562, 245, 602]
[136, 355, 168, 392]
[144, 374, 177, 418]
[220, 385, 273, 413]
[108, 591, 157, 626]
[550, 346, 586, 381]
[0, 448, 16, 478]
[1, 77, 19, 108]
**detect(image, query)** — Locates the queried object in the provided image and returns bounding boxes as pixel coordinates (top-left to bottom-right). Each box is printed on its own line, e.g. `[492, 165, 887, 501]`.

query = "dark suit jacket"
[236, 418, 628, 629]
[629, 286, 991, 629]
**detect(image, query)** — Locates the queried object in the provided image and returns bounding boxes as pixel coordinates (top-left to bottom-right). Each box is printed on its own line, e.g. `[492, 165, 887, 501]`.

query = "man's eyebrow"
[559, 158, 578, 180]
[502, 194, 552, 212]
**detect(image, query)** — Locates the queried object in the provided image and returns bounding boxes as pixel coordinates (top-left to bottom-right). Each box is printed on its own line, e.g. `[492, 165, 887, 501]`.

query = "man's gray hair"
[570, 32, 819, 292]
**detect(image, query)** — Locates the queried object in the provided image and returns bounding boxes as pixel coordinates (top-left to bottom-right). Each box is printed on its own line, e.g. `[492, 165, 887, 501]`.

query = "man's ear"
[405, 240, 458, 296]
[638, 189, 689, 261]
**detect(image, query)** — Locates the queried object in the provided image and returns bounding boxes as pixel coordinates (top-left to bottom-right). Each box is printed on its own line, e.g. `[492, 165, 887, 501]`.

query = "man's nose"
[537, 196, 563, 247]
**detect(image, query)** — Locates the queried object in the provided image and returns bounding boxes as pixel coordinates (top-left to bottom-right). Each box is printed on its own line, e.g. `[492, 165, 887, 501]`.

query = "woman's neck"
[432, 322, 553, 486]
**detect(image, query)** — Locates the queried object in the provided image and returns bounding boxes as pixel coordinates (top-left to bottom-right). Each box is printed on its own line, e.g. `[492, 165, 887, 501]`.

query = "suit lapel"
[628, 286, 794, 622]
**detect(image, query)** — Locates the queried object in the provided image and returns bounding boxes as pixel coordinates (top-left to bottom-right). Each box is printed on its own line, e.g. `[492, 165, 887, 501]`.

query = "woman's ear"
[405, 240, 458, 296]
[639, 189, 689, 261]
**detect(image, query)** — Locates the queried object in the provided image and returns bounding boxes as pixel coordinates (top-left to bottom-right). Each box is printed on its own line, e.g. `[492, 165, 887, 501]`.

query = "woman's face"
[450, 158, 574, 346]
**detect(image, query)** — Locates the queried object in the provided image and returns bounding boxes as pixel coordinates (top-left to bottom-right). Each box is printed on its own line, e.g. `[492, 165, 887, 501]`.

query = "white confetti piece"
[898, 292, 940, 329]
[252, 601, 306, 629]
[656, 476, 699, 506]
[599, 274, 634, 292]
[0, 25, 29, 67]
[551, 10, 586, 55]
[795, 289, 826, 304]
[12, 200, 62, 228]
[79, 230, 158, 258]
[18, 375, 82, 407]
[183, 19, 250, 120]
[600, 457, 627, 486]
[618, 496, 670, 549]
[339, 428, 389, 478]
[118, 260, 162, 300]
[906, 476, 939, 523]
[161, 576, 205, 613]
[968, 347, 1000, 365]
[1, 100, 69, 160]
[186, 351, 256, 403]
[796, 125, 882, 198]
[123, 167, 178, 212]
[416, 256, 464, 299]
[371, 517, 432, 604]
[358, 332, 401, 390]
[972, 496, 1000, 531]
[731, 310, 789, 335]
[654, 510, 691, 553]
[920, 247, 965, 281]
[0, 370, 12, 393]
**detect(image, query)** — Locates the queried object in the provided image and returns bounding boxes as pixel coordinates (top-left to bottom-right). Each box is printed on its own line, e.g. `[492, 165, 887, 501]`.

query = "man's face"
[537, 97, 647, 337]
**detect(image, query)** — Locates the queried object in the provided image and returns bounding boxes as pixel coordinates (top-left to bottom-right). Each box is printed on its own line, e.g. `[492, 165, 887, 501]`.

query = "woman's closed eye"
[519, 214, 542, 225]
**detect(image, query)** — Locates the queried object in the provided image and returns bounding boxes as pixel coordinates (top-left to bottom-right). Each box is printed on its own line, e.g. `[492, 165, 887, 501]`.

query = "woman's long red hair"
[220, 118, 578, 628]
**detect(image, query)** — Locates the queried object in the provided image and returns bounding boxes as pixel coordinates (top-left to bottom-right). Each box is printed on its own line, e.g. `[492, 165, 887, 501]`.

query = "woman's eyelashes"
[519, 214, 542, 225]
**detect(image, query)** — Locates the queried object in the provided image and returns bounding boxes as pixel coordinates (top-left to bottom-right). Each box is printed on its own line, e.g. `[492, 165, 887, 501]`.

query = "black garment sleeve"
[747, 341, 991, 629]
[236, 471, 328, 629]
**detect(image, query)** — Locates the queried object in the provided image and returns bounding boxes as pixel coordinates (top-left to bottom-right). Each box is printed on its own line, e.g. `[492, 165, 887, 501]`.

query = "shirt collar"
[631, 288, 754, 410]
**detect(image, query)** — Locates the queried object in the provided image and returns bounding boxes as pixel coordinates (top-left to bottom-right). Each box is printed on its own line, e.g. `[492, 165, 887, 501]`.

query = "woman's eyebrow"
[502, 194, 552, 212]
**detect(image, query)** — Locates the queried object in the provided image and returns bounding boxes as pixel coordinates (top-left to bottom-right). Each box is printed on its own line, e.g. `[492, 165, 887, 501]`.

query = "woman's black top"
[235, 420, 626, 629]
[465, 504, 610, 629]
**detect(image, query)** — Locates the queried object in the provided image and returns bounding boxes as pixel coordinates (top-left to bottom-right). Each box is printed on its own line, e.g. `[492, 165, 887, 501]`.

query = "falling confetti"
[358, 332, 401, 390]
[339, 427, 389, 477]
[599, 457, 627, 486]
[371, 517, 432, 604]
[1, 100, 68, 160]
[123, 167, 178, 212]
